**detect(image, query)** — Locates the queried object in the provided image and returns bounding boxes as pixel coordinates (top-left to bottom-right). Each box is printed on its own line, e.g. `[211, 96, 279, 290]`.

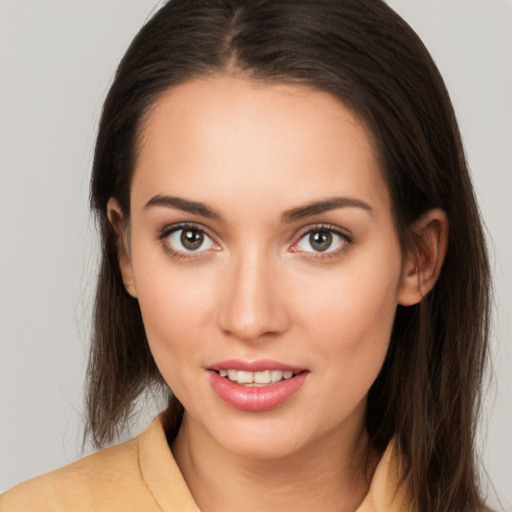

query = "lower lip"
[208, 371, 308, 412]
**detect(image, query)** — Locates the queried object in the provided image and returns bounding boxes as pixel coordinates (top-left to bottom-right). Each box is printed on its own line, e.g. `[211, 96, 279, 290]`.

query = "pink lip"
[208, 359, 304, 372]
[207, 360, 309, 412]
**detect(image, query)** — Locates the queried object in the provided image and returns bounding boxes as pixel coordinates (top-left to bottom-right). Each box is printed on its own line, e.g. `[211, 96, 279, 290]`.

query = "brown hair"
[87, 1, 491, 510]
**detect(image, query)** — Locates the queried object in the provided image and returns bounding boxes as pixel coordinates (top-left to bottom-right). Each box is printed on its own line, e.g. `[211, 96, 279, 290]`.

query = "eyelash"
[291, 224, 354, 261]
[157, 222, 353, 262]
[158, 222, 219, 261]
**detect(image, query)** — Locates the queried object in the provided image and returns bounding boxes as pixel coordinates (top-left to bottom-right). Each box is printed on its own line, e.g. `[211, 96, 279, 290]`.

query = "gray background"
[1, 0, 511, 508]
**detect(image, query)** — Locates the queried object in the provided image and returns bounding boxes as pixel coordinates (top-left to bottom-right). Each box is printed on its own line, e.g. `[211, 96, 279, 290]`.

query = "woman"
[0, 0, 492, 511]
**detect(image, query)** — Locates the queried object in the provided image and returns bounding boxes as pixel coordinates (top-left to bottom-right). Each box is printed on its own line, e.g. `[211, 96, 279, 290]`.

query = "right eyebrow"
[143, 194, 222, 220]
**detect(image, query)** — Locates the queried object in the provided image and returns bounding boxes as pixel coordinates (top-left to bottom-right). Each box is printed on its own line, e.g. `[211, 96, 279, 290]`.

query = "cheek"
[131, 248, 218, 379]
[302, 245, 401, 325]
[136, 275, 215, 403]
[298, 242, 402, 381]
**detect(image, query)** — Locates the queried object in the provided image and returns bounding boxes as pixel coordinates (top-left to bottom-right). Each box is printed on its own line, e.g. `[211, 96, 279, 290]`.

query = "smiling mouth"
[209, 365, 309, 410]
[215, 369, 297, 387]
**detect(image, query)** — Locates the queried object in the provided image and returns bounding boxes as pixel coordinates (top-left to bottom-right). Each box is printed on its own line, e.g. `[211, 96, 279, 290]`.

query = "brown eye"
[293, 227, 349, 255]
[166, 227, 218, 253]
[181, 229, 204, 250]
[309, 231, 333, 252]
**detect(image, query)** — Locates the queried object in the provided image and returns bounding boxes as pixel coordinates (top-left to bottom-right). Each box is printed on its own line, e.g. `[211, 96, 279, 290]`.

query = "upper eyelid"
[293, 223, 353, 241]
[158, 222, 220, 250]
[159, 221, 214, 238]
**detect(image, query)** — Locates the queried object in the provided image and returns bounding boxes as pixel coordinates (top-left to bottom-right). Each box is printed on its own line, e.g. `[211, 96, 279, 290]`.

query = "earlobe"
[107, 198, 138, 298]
[398, 208, 448, 306]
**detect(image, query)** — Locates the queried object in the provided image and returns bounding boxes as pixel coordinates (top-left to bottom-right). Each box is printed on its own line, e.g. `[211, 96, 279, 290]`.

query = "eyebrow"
[282, 197, 374, 222]
[143, 194, 373, 222]
[144, 195, 222, 220]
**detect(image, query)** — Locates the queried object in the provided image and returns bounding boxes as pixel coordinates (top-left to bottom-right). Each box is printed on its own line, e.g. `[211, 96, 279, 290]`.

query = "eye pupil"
[181, 229, 204, 250]
[310, 231, 332, 252]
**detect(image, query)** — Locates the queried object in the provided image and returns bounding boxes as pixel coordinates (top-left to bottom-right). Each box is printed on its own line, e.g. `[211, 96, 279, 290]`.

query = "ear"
[107, 198, 137, 298]
[398, 208, 448, 306]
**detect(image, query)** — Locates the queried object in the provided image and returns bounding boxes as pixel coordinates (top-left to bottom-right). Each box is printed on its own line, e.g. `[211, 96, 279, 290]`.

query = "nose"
[217, 249, 289, 342]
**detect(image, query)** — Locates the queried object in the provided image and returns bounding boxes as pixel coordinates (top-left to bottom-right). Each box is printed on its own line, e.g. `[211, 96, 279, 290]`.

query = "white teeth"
[253, 371, 271, 384]
[237, 371, 253, 384]
[219, 369, 296, 385]
[271, 370, 283, 382]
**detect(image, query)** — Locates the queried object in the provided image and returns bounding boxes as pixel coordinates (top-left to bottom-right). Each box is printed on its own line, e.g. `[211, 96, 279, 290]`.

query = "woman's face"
[119, 76, 411, 459]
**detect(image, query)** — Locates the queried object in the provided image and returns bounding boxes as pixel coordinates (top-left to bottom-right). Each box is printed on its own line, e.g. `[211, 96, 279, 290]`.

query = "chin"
[213, 427, 310, 460]
[198, 408, 343, 461]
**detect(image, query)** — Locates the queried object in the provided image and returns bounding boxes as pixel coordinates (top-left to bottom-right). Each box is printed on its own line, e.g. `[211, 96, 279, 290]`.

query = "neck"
[171, 411, 379, 512]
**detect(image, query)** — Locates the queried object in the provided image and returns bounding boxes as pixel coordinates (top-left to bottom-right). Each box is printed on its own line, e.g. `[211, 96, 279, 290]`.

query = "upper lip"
[208, 359, 306, 373]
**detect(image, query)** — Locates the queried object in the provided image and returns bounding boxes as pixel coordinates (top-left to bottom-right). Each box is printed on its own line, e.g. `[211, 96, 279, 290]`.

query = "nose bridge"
[218, 243, 287, 341]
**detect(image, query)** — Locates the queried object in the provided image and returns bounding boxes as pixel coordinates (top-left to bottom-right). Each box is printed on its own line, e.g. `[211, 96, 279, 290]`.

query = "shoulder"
[0, 424, 160, 511]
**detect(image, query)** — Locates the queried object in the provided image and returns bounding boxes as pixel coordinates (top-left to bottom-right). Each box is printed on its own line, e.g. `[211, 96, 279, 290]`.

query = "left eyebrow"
[282, 197, 374, 223]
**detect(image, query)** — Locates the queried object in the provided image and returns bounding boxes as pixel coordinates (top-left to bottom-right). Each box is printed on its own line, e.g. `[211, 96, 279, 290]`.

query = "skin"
[109, 76, 447, 512]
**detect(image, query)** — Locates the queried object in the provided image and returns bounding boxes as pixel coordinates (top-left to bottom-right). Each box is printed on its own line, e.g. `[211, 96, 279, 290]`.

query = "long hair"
[87, 1, 491, 510]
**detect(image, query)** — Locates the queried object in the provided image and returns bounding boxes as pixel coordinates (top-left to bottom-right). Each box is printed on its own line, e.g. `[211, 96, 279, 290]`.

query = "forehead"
[132, 75, 390, 217]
